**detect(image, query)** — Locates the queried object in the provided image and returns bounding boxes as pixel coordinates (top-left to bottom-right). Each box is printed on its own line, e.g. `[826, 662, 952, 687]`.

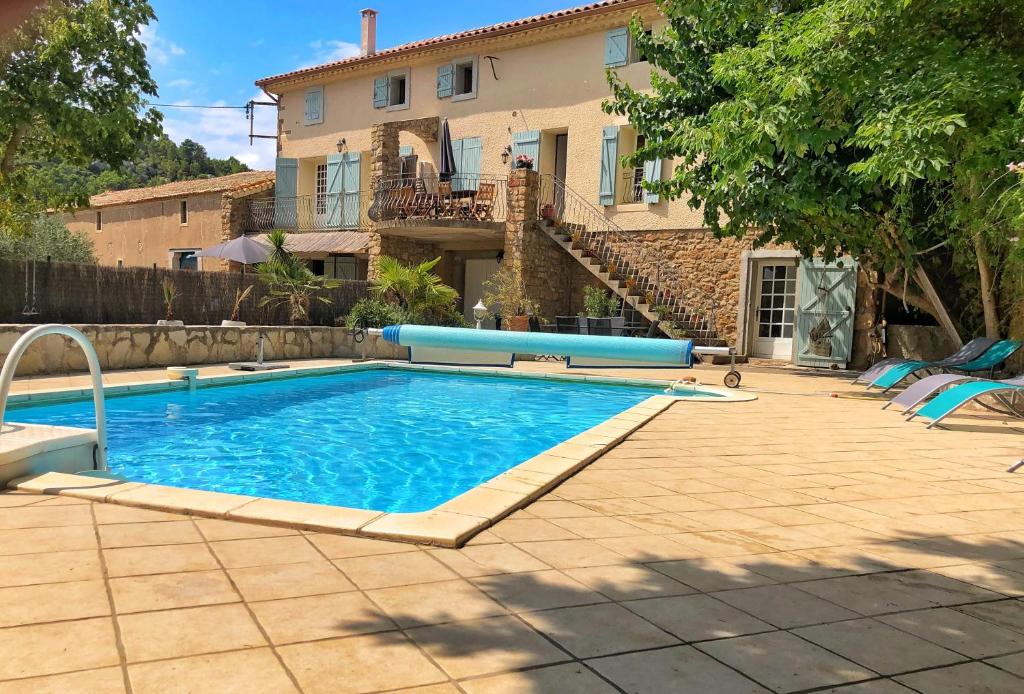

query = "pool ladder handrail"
[0, 324, 108, 470]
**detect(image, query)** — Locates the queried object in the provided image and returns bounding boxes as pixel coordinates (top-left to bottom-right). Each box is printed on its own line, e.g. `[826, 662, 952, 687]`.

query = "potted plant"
[624, 276, 637, 294]
[157, 278, 183, 326]
[540, 202, 556, 220]
[514, 154, 534, 170]
[483, 263, 538, 332]
[222, 285, 254, 327]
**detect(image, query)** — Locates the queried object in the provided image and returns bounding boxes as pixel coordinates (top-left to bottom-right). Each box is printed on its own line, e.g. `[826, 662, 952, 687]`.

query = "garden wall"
[0, 258, 368, 326]
[0, 324, 407, 376]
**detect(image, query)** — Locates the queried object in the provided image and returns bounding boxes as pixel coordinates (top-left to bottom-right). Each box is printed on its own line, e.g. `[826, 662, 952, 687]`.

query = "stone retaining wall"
[0, 325, 407, 376]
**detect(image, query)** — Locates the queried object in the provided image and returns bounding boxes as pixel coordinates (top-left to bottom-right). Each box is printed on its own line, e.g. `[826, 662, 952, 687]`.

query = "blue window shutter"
[599, 126, 619, 206]
[794, 258, 859, 368]
[511, 130, 540, 169]
[605, 27, 628, 67]
[341, 152, 361, 228]
[274, 157, 298, 227]
[304, 88, 322, 124]
[642, 156, 662, 203]
[437, 64, 454, 98]
[326, 154, 343, 227]
[372, 77, 388, 108]
[455, 137, 481, 191]
[399, 145, 413, 157]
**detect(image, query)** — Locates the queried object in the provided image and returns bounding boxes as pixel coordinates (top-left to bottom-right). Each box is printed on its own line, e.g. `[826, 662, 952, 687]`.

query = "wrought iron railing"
[620, 171, 645, 204]
[369, 174, 507, 225]
[537, 174, 720, 343]
[244, 193, 371, 232]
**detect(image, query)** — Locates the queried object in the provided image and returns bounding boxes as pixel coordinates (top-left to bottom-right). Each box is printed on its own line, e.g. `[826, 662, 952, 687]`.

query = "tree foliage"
[607, 0, 1024, 339]
[256, 230, 341, 325]
[0, 214, 96, 263]
[1, 0, 163, 235]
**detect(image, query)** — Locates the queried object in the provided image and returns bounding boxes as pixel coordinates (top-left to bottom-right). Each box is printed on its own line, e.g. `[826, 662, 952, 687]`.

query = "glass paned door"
[314, 163, 328, 227]
[751, 263, 797, 359]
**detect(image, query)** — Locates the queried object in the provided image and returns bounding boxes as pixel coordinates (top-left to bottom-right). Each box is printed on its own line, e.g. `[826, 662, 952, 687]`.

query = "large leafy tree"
[0, 0, 162, 234]
[607, 0, 1024, 341]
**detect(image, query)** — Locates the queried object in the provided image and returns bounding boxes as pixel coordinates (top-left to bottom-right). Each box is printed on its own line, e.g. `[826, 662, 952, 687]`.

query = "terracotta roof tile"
[88, 171, 275, 208]
[256, 0, 650, 88]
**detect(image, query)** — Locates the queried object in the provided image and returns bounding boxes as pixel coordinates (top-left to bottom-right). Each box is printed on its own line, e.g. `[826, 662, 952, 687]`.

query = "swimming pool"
[10, 369, 678, 512]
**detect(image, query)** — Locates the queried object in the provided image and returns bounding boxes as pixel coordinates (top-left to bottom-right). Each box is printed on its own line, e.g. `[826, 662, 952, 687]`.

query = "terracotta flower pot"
[504, 315, 530, 332]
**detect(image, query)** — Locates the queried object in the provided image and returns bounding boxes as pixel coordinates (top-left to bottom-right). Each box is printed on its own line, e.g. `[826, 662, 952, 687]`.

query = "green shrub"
[345, 298, 402, 329]
[583, 285, 620, 318]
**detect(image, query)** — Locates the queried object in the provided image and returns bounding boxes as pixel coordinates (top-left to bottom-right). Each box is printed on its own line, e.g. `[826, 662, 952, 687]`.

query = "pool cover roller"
[381, 325, 694, 366]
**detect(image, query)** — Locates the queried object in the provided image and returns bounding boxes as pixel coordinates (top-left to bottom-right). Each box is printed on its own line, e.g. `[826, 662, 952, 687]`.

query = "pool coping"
[6, 361, 755, 547]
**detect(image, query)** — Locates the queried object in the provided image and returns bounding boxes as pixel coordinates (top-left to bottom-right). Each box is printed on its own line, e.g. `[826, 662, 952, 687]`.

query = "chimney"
[360, 9, 377, 56]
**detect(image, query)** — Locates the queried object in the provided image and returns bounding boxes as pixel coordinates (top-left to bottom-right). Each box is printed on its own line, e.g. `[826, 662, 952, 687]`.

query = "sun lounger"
[854, 337, 997, 385]
[884, 372, 1024, 414]
[910, 378, 1024, 428]
[868, 339, 1021, 392]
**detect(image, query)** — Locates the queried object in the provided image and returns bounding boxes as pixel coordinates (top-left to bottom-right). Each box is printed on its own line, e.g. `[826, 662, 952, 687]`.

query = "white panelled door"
[751, 262, 797, 359]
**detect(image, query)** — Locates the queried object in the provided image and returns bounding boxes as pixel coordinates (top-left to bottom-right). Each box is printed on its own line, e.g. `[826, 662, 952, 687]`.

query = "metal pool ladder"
[0, 324, 108, 470]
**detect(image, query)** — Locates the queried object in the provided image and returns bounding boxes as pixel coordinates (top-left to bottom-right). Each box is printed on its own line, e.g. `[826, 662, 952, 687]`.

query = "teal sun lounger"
[868, 340, 1021, 392]
[912, 379, 1024, 428]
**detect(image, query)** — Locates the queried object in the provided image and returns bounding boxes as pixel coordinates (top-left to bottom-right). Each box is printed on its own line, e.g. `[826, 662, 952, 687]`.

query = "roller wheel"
[724, 370, 741, 389]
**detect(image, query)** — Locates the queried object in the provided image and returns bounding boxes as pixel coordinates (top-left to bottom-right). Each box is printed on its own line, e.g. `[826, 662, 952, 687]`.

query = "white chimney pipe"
[361, 9, 377, 57]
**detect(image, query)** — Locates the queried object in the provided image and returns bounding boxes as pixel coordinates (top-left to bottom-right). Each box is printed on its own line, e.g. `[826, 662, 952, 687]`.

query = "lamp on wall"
[336, 138, 347, 153]
[500, 145, 512, 165]
[472, 300, 488, 330]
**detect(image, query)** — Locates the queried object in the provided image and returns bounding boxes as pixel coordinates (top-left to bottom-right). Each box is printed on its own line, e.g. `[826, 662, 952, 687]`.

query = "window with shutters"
[606, 26, 653, 68]
[452, 56, 477, 101]
[303, 86, 324, 125]
[628, 28, 653, 64]
[387, 68, 410, 110]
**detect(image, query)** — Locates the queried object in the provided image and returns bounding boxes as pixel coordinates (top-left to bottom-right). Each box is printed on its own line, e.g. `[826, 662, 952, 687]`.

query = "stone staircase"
[537, 176, 724, 345]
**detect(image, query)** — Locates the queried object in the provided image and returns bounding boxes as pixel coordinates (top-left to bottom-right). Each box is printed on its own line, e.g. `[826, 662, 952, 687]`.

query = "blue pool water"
[9, 369, 675, 512]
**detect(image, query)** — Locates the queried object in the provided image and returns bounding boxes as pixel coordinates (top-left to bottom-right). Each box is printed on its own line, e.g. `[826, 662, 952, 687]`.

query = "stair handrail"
[538, 174, 719, 341]
[0, 324, 108, 470]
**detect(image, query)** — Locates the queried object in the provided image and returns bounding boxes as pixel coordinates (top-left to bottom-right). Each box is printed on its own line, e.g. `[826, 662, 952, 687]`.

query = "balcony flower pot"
[514, 154, 534, 170]
[504, 314, 530, 332]
[540, 203, 556, 220]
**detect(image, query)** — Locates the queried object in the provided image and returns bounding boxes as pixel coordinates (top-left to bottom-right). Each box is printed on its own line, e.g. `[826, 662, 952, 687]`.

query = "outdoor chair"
[885, 372, 1024, 414]
[394, 187, 416, 218]
[437, 182, 455, 218]
[854, 337, 997, 384]
[909, 378, 1024, 428]
[472, 182, 496, 221]
[867, 339, 1022, 392]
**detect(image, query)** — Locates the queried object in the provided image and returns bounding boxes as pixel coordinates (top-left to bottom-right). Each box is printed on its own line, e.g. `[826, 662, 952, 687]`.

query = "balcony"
[368, 174, 507, 243]
[243, 193, 371, 232]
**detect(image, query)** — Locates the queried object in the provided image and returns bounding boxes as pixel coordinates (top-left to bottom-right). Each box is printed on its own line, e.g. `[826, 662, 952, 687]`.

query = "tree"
[257, 230, 341, 325]
[371, 256, 459, 317]
[0, 214, 96, 262]
[606, 0, 1024, 342]
[0, 0, 162, 234]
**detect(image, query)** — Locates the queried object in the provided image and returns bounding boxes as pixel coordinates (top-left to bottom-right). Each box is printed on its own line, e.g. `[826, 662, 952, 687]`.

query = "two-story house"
[251, 0, 870, 367]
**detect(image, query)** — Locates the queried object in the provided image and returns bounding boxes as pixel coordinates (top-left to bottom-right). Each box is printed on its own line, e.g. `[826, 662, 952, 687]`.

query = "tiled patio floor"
[2, 361, 1024, 692]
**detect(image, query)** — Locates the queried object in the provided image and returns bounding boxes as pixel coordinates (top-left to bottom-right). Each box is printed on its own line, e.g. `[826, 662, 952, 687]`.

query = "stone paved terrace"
[1, 359, 1024, 693]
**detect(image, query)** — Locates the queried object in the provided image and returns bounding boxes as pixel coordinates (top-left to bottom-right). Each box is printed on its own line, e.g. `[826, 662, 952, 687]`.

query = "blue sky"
[145, 0, 584, 170]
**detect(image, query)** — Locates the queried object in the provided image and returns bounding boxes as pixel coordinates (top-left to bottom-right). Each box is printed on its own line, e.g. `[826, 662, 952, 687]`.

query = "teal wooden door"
[794, 258, 858, 368]
[341, 152, 361, 228]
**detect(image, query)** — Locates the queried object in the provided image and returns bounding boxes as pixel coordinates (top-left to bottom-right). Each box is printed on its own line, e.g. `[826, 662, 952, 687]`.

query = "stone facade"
[0, 325, 406, 376]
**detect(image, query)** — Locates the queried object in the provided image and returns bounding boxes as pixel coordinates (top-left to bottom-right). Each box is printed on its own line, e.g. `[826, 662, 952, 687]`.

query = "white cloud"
[160, 93, 277, 170]
[305, 39, 361, 67]
[138, 23, 185, 66]
[165, 78, 195, 89]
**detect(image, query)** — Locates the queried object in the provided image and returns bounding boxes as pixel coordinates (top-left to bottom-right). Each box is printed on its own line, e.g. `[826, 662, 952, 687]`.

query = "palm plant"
[230, 285, 254, 322]
[257, 230, 340, 325]
[371, 255, 459, 317]
[161, 278, 179, 321]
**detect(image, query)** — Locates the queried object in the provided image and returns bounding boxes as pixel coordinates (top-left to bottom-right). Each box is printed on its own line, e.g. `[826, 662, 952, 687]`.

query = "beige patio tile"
[98, 520, 202, 548]
[0, 667, 125, 694]
[407, 614, 567, 679]
[208, 535, 321, 568]
[651, 556, 777, 592]
[795, 618, 964, 675]
[513, 538, 626, 568]
[698, 630, 875, 692]
[278, 631, 447, 694]
[742, 506, 835, 527]
[929, 562, 1024, 596]
[795, 570, 999, 616]
[226, 498, 382, 532]
[227, 559, 354, 602]
[109, 569, 237, 613]
[730, 525, 837, 551]
[550, 515, 651, 539]
[106, 484, 253, 517]
[986, 652, 1024, 677]
[817, 681, 917, 693]
[879, 607, 1024, 659]
[0, 503, 94, 529]
[360, 509, 486, 546]
[526, 500, 601, 518]
[549, 482, 615, 500]
[249, 590, 390, 644]
[563, 563, 694, 600]
[103, 542, 218, 577]
[428, 543, 549, 577]
[0, 524, 97, 555]
[668, 530, 776, 557]
[92, 503, 185, 524]
[368, 579, 507, 627]
[574, 497, 664, 515]
[713, 584, 860, 628]
[127, 648, 298, 694]
[0, 617, 120, 680]
[522, 602, 679, 658]
[0, 548, 101, 587]
[305, 531, 418, 558]
[334, 550, 456, 589]
[624, 593, 774, 642]
[473, 568, 606, 612]
[955, 599, 1024, 635]
[460, 662, 618, 694]
[193, 517, 299, 541]
[595, 534, 700, 562]
[118, 603, 266, 662]
[588, 645, 770, 694]
[894, 662, 1024, 693]
[0, 492, 51, 508]
[644, 494, 720, 513]
[616, 512, 709, 534]
[676, 509, 771, 531]
[486, 518, 581, 542]
[0, 578, 110, 627]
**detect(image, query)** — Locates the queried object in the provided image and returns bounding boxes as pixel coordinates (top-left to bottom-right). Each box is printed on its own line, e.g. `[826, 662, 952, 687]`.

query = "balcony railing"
[244, 193, 371, 232]
[621, 171, 646, 204]
[369, 174, 507, 226]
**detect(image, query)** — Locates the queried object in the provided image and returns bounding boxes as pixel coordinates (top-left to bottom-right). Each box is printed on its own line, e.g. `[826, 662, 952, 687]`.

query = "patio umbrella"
[438, 118, 456, 182]
[193, 235, 271, 265]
